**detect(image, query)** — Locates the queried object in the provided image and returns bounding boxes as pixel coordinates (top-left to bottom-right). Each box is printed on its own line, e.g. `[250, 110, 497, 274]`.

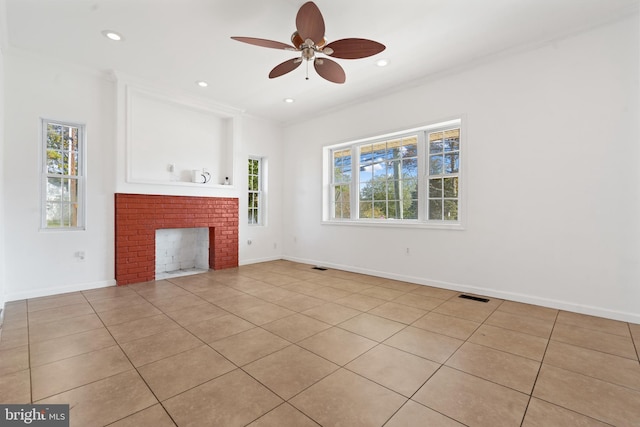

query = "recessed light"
[375, 59, 389, 67]
[196, 81, 209, 88]
[101, 30, 123, 41]
[283, 98, 295, 103]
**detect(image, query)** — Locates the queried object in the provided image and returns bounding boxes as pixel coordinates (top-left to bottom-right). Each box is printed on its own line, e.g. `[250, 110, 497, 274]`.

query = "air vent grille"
[458, 294, 490, 303]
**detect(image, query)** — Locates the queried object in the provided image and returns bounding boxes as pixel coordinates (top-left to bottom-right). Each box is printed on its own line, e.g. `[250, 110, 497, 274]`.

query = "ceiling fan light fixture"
[231, 1, 385, 84]
[375, 59, 389, 67]
[101, 30, 123, 41]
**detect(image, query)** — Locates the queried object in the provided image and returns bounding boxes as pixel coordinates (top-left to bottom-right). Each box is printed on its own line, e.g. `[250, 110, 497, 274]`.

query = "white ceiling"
[2, 0, 638, 123]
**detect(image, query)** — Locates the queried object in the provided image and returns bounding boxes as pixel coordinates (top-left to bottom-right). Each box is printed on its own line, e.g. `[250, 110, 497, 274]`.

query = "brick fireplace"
[115, 193, 238, 285]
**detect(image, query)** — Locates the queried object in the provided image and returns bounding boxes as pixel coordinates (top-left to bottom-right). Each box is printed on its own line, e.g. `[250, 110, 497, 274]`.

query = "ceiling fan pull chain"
[306, 60, 309, 80]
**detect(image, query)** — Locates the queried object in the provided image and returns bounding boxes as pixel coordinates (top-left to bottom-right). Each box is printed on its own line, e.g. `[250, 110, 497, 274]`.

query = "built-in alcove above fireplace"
[115, 193, 238, 285]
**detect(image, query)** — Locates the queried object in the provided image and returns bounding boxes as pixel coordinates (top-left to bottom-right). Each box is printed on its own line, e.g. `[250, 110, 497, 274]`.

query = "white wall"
[116, 78, 240, 190]
[239, 115, 285, 265]
[282, 16, 640, 323]
[3, 53, 117, 300]
[0, 44, 6, 309]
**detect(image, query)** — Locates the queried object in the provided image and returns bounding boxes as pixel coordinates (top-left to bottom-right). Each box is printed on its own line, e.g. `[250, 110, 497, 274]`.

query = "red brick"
[115, 193, 239, 285]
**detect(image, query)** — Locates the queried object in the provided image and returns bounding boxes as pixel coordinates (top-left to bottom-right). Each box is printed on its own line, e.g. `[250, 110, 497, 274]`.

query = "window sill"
[40, 227, 86, 232]
[321, 220, 465, 230]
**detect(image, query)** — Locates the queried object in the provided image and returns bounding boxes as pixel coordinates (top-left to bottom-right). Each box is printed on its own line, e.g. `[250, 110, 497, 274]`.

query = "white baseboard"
[283, 255, 640, 325]
[5, 279, 117, 302]
[239, 255, 283, 266]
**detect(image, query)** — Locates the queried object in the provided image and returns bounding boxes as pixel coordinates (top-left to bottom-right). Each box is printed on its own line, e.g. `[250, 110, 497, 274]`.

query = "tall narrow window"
[331, 148, 352, 219]
[428, 128, 460, 221]
[248, 157, 262, 225]
[42, 119, 85, 229]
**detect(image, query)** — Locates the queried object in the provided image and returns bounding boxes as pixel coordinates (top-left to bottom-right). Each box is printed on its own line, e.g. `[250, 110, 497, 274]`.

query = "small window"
[42, 119, 85, 229]
[248, 157, 263, 225]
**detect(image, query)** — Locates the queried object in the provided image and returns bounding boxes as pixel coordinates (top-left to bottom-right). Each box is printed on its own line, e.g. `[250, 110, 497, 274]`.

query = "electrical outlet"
[75, 251, 86, 261]
[405, 247, 410, 255]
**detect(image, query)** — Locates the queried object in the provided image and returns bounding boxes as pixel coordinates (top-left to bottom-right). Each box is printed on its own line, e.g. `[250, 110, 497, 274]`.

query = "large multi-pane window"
[327, 119, 462, 225]
[42, 120, 85, 229]
[248, 157, 262, 225]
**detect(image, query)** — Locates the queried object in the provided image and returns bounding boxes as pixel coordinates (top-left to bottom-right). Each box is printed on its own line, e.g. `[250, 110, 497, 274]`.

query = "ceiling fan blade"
[296, 2, 325, 46]
[269, 58, 303, 79]
[231, 36, 295, 50]
[314, 58, 346, 84]
[325, 38, 386, 59]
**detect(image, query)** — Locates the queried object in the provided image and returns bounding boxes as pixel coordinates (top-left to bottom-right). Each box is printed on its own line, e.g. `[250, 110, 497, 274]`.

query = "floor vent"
[312, 266, 328, 271]
[458, 294, 490, 303]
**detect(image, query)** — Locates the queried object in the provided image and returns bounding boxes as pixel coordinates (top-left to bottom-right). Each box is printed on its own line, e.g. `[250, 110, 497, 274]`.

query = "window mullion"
[417, 131, 426, 222]
[350, 146, 359, 220]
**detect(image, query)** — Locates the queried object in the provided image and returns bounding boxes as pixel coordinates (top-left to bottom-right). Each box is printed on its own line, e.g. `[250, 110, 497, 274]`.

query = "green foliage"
[44, 122, 80, 228]
[46, 123, 79, 176]
[359, 173, 417, 219]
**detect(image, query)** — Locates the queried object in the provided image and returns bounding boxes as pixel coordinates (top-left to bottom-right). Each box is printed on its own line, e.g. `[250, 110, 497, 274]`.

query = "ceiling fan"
[231, 1, 385, 84]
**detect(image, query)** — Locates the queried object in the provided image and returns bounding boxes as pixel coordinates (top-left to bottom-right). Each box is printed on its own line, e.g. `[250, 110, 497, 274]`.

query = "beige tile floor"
[1, 260, 639, 426]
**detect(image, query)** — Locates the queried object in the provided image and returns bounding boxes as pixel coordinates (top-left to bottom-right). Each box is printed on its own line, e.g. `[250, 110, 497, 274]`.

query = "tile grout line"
[526, 396, 618, 427]
[156, 273, 325, 425]
[18, 279, 479, 423]
[518, 309, 558, 427]
[15, 263, 638, 426]
[627, 322, 640, 363]
[549, 324, 638, 361]
[89, 290, 180, 426]
[192, 272, 427, 424]
[120, 276, 321, 423]
[378, 297, 494, 427]
[26, 300, 33, 405]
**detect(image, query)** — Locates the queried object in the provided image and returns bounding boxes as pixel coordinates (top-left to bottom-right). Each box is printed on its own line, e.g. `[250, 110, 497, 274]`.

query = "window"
[42, 119, 85, 229]
[326, 119, 462, 226]
[248, 157, 263, 225]
[358, 136, 418, 220]
[332, 148, 352, 219]
[428, 128, 460, 220]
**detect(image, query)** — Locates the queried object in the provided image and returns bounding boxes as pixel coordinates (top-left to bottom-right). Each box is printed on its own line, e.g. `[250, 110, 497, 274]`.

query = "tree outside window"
[43, 120, 84, 229]
[248, 157, 262, 225]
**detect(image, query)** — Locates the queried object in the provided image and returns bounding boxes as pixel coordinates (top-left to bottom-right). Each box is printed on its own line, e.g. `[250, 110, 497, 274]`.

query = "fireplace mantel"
[115, 193, 238, 285]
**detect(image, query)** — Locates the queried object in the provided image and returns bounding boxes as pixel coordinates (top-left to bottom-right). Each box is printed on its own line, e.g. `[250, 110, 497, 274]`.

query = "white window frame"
[248, 156, 264, 226]
[323, 118, 464, 229]
[40, 118, 86, 231]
